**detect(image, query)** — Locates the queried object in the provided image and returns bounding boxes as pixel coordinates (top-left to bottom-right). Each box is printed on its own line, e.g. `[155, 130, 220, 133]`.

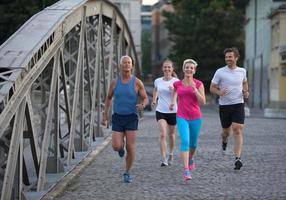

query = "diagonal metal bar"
[96, 4, 104, 137]
[67, 6, 87, 165]
[19, 119, 24, 200]
[37, 49, 59, 191]
[59, 47, 72, 132]
[103, 11, 116, 127]
[26, 93, 40, 160]
[79, 38, 85, 150]
[54, 68, 61, 172]
[117, 27, 123, 76]
[107, 11, 116, 91]
[84, 20, 93, 106]
[1, 99, 26, 200]
[89, 2, 103, 143]
[26, 94, 41, 166]
[83, 21, 93, 144]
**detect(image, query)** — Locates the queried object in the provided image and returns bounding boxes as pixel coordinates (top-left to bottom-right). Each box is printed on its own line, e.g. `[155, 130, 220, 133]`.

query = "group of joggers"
[102, 47, 249, 183]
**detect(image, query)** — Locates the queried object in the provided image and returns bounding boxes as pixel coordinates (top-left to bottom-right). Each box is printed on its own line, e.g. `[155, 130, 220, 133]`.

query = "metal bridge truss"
[0, 0, 139, 199]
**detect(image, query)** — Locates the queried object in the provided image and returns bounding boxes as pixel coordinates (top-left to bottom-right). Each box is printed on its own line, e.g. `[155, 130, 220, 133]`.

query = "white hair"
[182, 59, 198, 71]
[120, 55, 132, 65]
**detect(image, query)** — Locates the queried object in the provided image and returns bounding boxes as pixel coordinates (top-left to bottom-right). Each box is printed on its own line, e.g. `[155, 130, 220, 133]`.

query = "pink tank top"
[173, 79, 203, 120]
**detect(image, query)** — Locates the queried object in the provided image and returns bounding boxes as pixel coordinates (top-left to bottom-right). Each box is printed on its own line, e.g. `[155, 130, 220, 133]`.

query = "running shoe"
[123, 173, 132, 183]
[161, 159, 168, 167]
[222, 142, 227, 151]
[183, 169, 192, 180]
[189, 162, 196, 171]
[167, 154, 173, 166]
[118, 147, 125, 158]
[234, 158, 243, 170]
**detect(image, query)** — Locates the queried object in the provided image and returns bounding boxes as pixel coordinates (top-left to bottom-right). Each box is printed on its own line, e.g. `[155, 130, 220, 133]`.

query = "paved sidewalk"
[49, 106, 286, 199]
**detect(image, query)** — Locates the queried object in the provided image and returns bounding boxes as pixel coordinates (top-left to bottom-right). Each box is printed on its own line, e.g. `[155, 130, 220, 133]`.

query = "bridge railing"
[0, 0, 140, 199]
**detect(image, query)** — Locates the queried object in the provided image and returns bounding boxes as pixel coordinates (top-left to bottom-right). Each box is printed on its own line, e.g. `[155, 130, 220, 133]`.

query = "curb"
[264, 108, 286, 119]
[41, 135, 112, 200]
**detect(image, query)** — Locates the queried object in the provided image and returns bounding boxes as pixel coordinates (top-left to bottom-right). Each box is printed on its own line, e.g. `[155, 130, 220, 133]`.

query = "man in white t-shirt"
[210, 47, 249, 170]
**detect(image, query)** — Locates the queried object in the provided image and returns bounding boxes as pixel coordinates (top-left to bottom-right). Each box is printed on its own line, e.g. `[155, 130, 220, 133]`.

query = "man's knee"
[112, 145, 121, 151]
[232, 123, 244, 135]
[126, 142, 136, 152]
[222, 128, 230, 136]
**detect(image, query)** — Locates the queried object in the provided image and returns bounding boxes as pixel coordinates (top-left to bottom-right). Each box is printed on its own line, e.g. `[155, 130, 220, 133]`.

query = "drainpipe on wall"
[251, 0, 258, 108]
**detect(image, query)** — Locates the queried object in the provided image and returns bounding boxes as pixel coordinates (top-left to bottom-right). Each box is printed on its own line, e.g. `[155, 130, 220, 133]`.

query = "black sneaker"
[118, 148, 125, 158]
[234, 159, 243, 170]
[118, 142, 125, 158]
[123, 173, 132, 183]
[222, 142, 227, 151]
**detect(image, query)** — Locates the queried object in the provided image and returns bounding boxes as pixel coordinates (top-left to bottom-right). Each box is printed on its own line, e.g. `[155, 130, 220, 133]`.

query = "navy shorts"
[156, 111, 177, 126]
[111, 113, 139, 132]
[219, 103, 245, 128]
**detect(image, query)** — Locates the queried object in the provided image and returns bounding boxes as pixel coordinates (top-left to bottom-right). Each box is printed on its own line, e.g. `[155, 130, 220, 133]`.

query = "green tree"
[141, 31, 152, 81]
[164, 0, 245, 88]
[0, 0, 58, 45]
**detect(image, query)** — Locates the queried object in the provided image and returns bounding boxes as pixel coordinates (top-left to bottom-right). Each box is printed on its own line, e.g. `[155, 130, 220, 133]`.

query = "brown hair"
[162, 59, 177, 78]
[223, 47, 240, 58]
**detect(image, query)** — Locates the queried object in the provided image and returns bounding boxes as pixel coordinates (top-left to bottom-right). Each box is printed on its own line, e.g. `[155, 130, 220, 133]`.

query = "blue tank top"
[113, 76, 138, 114]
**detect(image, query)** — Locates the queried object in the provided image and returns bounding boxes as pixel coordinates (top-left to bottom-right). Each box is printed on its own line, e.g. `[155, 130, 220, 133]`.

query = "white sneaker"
[168, 154, 174, 165]
[161, 159, 168, 167]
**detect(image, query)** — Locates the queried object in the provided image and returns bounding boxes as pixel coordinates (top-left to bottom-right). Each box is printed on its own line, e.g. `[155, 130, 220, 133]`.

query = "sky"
[142, 0, 159, 5]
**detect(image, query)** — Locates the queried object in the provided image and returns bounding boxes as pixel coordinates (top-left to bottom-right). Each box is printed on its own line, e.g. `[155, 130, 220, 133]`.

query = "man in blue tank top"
[102, 55, 148, 183]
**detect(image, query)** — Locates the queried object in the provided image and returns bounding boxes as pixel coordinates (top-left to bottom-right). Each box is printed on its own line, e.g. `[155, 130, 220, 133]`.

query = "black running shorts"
[155, 111, 177, 126]
[219, 103, 245, 128]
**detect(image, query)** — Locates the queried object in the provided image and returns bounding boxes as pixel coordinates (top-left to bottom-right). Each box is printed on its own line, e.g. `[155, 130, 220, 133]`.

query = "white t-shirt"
[154, 77, 179, 113]
[211, 66, 247, 105]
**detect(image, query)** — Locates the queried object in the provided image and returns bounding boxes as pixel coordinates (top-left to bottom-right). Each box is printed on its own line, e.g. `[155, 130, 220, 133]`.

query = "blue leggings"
[176, 117, 202, 152]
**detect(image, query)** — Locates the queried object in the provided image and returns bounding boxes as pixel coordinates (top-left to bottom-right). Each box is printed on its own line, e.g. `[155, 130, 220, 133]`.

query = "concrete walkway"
[45, 106, 286, 199]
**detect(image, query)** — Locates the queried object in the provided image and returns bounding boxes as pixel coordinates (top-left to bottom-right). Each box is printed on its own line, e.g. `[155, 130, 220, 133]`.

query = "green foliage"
[0, 0, 58, 45]
[163, 0, 245, 87]
[141, 31, 152, 80]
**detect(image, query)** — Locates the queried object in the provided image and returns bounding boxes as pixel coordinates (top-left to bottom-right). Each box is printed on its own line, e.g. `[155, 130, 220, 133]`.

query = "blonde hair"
[182, 59, 198, 71]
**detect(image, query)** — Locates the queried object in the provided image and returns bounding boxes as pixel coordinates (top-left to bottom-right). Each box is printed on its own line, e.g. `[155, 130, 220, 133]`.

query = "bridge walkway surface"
[44, 105, 286, 200]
